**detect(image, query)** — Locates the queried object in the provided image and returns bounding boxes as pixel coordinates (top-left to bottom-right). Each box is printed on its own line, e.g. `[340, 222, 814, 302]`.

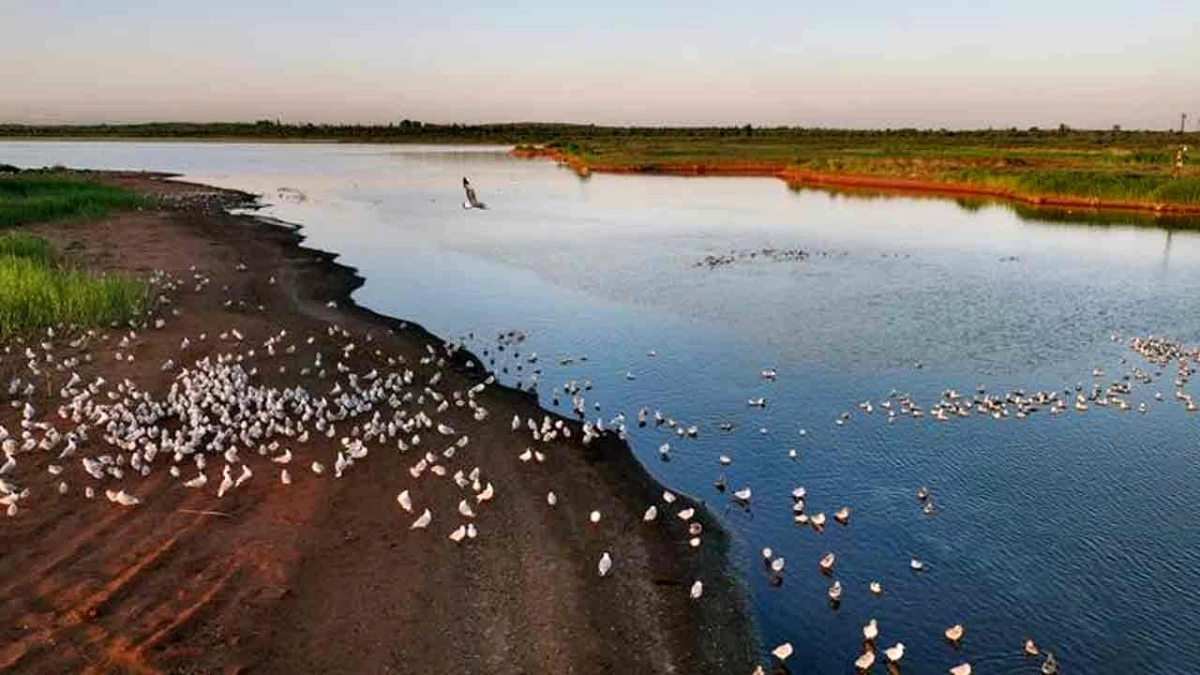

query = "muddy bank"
[512, 145, 1200, 218]
[0, 171, 756, 674]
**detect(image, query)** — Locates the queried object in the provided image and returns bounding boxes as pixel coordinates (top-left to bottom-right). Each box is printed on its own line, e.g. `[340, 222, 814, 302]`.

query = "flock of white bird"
[463, 329, 1200, 674]
[0, 262, 730, 667]
[831, 334, 1198, 429]
[5, 251, 1193, 674]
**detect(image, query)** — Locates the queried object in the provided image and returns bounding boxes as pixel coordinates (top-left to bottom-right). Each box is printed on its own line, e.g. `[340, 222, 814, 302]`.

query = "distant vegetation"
[2, 121, 1198, 208]
[0, 176, 146, 333]
[513, 126, 1200, 208]
[0, 175, 144, 228]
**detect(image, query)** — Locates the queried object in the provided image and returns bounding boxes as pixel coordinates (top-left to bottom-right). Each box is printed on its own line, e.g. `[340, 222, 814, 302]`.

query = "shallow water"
[6, 141, 1200, 674]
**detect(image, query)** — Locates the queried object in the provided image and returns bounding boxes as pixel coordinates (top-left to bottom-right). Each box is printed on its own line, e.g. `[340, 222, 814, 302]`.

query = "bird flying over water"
[462, 177, 487, 210]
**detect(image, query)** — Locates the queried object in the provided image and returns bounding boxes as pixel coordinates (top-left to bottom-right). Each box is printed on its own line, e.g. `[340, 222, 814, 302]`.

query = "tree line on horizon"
[0, 120, 1196, 147]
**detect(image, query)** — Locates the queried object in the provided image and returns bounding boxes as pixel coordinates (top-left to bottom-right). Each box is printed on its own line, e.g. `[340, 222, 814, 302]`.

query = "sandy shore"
[513, 146, 1200, 218]
[0, 172, 755, 673]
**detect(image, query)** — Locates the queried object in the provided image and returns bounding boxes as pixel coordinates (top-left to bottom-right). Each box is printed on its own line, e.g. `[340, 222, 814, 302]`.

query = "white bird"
[397, 490, 413, 512]
[547, 491, 557, 506]
[105, 489, 140, 506]
[945, 624, 964, 643]
[677, 507, 695, 520]
[949, 664, 971, 675]
[235, 464, 252, 487]
[458, 499, 476, 518]
[772, 643, 793, 661]
[643, 505, 658, 522]
[475, 482, 494, 503]
[911, 558, 925, 571]
[834, 506, 851, 524]
[184, 472, 208, 488]
[855, 651, 875, 671]
[662, 490, 676, 504]
[598, 552, 612, 577]
[884, 643, 905, 662]
[311, 461, 325, 475]
[449, 525, 467, 542]
[590, 510, 601, 524]
[690, 580, 703, 599]
[217, 467, 235, 498]
[819, 552, 836, 572]
[870, 581, 883, 596]
[733, 487, 752, 502]
[828, 580, 842, 601]
[410, 508, 432, 529]
[863, 618, 879, 641]
[280, 469, 291, 485]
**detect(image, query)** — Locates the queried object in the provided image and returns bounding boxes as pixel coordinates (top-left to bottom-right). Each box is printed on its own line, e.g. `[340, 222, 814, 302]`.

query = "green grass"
[0, 233, 53, 265]
[0, 234, 145, 335]
[938, 168, 1200, 205]
[518, 129, 1200, 207]
[0, 175, 144, 228]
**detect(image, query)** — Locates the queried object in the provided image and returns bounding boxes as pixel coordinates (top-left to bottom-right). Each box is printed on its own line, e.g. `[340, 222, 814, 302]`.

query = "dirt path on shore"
[0, 173, 754, 674]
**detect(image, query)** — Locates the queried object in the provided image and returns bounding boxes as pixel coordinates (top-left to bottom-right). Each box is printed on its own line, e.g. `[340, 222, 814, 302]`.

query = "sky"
[3, 0, 1198, 129]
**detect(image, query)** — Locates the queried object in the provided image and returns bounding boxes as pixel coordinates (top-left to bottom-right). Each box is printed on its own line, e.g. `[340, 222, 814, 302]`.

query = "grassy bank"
[0, 175, 146, 333]
[0, 247, 146, 334]
[0, 175, 145, 228]
[515, 128, 1200, 211]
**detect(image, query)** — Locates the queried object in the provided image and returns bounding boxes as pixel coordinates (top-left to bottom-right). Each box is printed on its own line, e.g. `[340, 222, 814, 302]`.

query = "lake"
[5, 141, 1200, 674]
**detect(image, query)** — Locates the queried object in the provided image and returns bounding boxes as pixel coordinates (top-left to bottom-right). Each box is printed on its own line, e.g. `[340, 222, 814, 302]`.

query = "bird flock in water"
[470, 328, 1200, 674]
[2, 256, 1196, 674]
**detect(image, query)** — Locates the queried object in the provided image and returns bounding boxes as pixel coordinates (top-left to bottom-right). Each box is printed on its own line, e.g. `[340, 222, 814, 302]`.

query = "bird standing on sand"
[598, 552, 613, 577]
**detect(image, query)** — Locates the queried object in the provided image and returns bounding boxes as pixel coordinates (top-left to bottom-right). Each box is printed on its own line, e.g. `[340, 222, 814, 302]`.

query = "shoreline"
[0, 170, 757, 673]
[216, 175, 763, 670]
[512, 145, 1200, 218]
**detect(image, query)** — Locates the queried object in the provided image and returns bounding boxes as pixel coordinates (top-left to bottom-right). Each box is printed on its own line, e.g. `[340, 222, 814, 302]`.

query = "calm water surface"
[6, 141, 1200, 674]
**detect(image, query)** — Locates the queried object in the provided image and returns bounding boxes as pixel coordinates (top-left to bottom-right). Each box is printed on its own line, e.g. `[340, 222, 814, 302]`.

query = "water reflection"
[786, 182, 1200, 231]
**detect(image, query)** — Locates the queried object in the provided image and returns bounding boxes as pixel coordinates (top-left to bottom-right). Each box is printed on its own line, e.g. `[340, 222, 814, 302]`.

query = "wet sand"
[0, 172, 755, 674]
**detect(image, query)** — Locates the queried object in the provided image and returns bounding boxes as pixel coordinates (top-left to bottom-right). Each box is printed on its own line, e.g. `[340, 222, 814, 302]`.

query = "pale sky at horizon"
[4, 1, 1199, 129]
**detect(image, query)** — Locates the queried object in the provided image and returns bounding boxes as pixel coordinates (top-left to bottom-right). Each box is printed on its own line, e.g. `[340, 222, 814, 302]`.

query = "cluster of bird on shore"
[6, 248, 1195, 674]
[0, 260, 740, 668]
[0, 265, 509, 543]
